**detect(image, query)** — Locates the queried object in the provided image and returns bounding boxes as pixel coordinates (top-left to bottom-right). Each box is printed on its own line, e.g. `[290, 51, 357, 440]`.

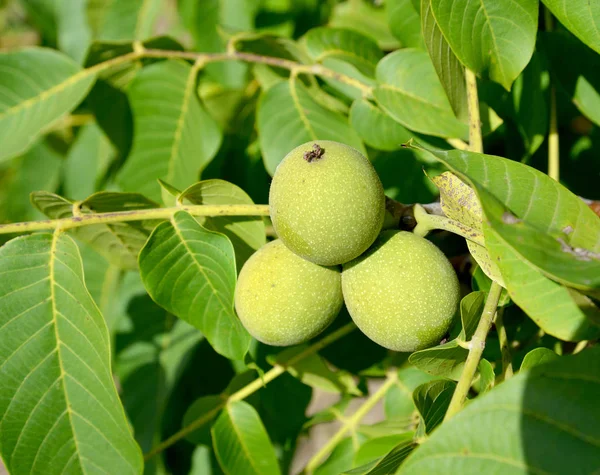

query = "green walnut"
[342, 230, 460, 352]
[235, 239, 343, 346]
[269, 140, 385, 266]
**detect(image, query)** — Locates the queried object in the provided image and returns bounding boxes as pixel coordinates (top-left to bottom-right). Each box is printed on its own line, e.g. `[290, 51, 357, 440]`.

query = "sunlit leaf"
[542, 0, 600, 54]
[429, 0, 538, 90]
[257, 79, 365, 175]
[387, 0, 424, 49]
[399, 349, 600, 474]
[520, 347, 559, 371]
[138, 210, 250, 360]
[212, 400, 281, 475]
[0, 48, 96, 162]
[0, 233, 143, 474]
[117, 60, 222, 202]
[374, 50, 468, 139]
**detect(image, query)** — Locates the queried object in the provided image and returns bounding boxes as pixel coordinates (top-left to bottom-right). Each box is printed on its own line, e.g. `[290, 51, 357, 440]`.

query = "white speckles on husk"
[269, 140, 385, 266]
[235, 240, 343, 346]
[342, 231, 460, 352]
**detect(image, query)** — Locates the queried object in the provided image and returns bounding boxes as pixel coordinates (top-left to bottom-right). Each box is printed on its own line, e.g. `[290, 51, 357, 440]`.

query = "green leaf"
[0, 48, 96, 162]
[374, 49, 468, 139]
[63, 122, 114, 200]
[117, 60, 222, 202]
[412, 380, 456, 438]
[363, 438, 416, 474]
[409, 292, 486, 379]
[520, 347, 559, 371]
[54, 0, 92, 63]
[31, 191, 159, 270]
[212, 400, 281, 475]
[178, 180, 266, 271]
[399, 348, 600, 474]
[430, 171, 504, 286]
[316, 437, 365, 475]
[540, 31, 600, 127]
[429, 0, 538, 90]
[349, 99, 413, 152]
[93, 0, 162, 42]
[0, 233, 142, 474]
[257, 79, 365, 175]
[183, 396, 224, 445]
[484, 228, 600, 341]
[353, 433, 414, 470]
[542, 0, 600, 54]
[415, 147, 600, 284]
[330, 0, 400, 50]
[117, 318, 202, 451]
[421, 0, 467, 121]
[384, 367, 437, 421]
[267, 346, 361, 395]
[511, 51, 548, 156]
[387, 0, 424, 49]
[0, 140, 62, 223]
[475, 358, 495, 393]
[303, 27, 383, 77]
[138, 210, 250, 360]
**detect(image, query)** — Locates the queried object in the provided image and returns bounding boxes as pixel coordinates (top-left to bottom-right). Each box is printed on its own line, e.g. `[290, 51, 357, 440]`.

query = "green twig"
[143, 322, 357, 461]
[303, 371, 398, 474]
[0, 204, 270, 235]
[444, 283, 503, 420]
[495, 307, 513, 381]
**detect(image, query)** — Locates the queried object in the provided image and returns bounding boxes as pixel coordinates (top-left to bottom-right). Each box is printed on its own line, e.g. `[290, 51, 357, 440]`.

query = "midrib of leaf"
[0, 64, 94, 122]
[170, 215, 231, 314]
[378, 83, 449, 112]
[134, 0, 153, 40]
[289, 77, 317, 140]
[166, 63, 200, 186]
[48, 230, 84, 473]
[227, 405, 262, 475]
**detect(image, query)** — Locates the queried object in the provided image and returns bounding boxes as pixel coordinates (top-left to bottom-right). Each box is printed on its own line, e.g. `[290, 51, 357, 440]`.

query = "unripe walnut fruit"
[235, 240, 343, 346]
[342, 230, 460, 352]
[269, 140, 385, 266]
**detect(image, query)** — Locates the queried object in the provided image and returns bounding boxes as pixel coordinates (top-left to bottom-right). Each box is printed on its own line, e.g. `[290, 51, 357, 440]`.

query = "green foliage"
[1, 0, 600, 473]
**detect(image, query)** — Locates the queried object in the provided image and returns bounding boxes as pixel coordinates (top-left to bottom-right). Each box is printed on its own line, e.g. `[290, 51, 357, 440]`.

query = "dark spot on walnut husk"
[303, 143, 325, 162]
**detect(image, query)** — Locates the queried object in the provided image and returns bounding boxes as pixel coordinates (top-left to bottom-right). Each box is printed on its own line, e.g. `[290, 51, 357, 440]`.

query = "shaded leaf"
[520, 347, 559, 371]
[399, 348, 600, 474]
[364, 438, 416, 474]
[31, 191, 159, 270]
[267, 346, 361, 395]
[0, 48, 96, 162]
[138, 210, 250, 360]
[257, 79, 365, 175]
[94, 0, 162, 42]
[303, 27, 383, 77]
[183, 395, 224, 446]
[540, 31, 600, 128]
[212, 400, 281, 475]
[374, 49, 468, 139]
[0, 233, 142, 474]
[316, 436, 366, 475]
[117, 60, 222, 202]
[413, 379, 456, 438]
[421, 0, 467, 121]
[542, 0, 600, 54]
[63, 122, 114, 200]
[409, 292, 486, 379]
[384, 367, 437, 421]
[330, 0, 400, 50]
[476, 358, 495, 393]
[429, 0, 538, 90]
[353, 433, 414, 470]
[387, 0, 424, 49]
